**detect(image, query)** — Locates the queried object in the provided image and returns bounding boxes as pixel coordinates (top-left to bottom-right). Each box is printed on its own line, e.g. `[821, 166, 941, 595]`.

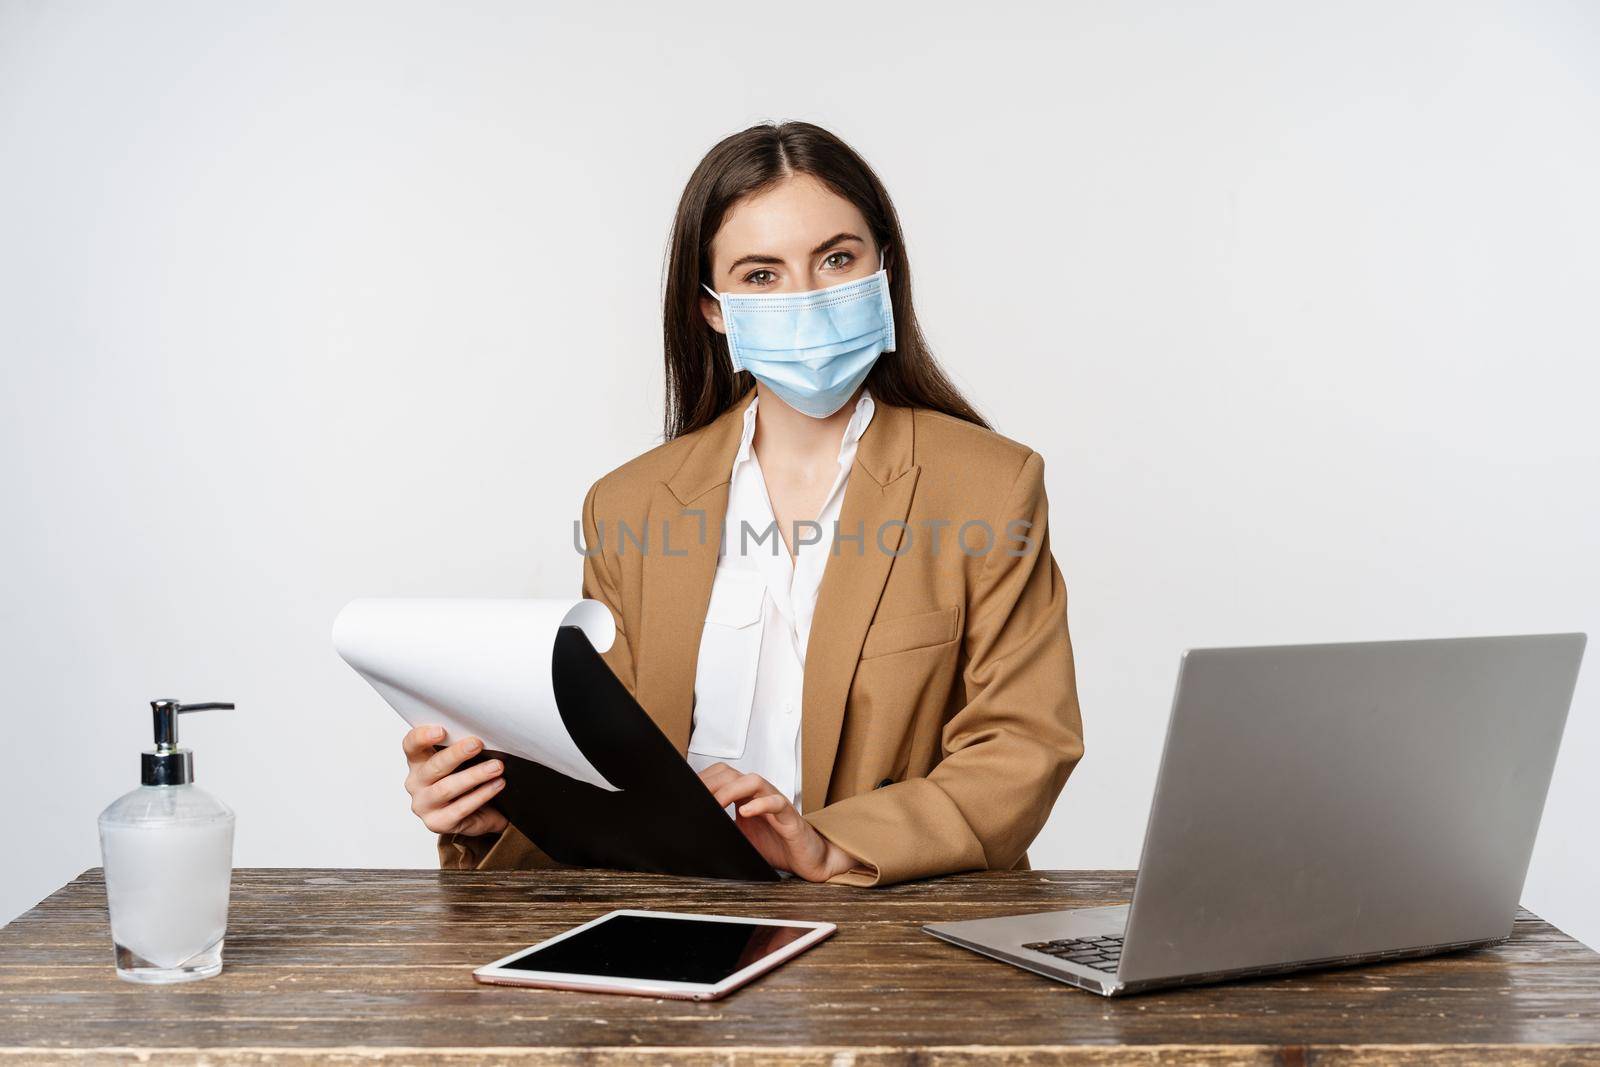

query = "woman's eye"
[743, 269, 777, 287]
[823, 251, 856, 271]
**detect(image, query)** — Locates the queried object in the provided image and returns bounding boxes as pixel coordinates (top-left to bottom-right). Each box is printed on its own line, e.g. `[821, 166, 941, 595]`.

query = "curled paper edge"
[332, 597, 619, 792]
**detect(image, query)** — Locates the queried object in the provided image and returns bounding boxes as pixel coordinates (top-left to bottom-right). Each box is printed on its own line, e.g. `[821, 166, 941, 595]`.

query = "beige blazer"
[440, 390, 1085, 886]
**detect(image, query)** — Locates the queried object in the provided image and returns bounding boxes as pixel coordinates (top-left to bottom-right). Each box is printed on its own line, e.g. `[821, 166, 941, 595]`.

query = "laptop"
[924, 633, 1586, 996]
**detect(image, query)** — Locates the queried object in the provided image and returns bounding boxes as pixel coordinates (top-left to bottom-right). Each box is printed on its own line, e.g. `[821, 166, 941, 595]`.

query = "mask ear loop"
[699, 280, 744, 372]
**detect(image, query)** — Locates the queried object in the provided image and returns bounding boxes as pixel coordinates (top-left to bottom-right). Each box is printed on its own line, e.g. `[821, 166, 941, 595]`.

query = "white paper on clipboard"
[332, 597, 620, 792]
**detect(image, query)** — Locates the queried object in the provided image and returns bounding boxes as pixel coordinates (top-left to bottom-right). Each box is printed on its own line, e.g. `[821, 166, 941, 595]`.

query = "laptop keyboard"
[1021, 935, 1124, 972]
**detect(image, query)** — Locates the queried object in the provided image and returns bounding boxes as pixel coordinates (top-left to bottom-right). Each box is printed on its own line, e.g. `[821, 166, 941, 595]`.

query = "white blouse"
[686, 389, 877, 813]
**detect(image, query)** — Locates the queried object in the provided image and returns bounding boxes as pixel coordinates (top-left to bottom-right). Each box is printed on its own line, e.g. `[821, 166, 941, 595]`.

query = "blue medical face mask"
[702, 248, 896, 419]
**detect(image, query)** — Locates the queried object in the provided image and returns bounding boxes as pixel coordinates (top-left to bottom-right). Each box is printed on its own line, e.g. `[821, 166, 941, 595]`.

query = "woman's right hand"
[401, 725, 508, 837]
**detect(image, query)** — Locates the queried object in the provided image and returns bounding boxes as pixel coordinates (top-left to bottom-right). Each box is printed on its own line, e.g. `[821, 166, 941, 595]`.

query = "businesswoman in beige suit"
[399, 121, 1084, 887]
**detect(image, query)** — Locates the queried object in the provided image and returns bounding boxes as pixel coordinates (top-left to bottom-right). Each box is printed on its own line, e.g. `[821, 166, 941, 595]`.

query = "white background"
[3, 1, 1597, 947]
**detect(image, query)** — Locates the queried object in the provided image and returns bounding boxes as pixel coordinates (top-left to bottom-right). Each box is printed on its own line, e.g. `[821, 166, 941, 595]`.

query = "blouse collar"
[733, 389, 876, 469]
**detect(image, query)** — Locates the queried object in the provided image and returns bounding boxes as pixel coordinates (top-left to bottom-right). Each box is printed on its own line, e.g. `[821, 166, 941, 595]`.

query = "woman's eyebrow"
[726, 231, 866, 275]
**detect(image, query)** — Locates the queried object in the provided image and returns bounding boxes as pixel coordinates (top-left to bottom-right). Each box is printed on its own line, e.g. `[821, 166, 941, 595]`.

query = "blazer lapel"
[801, 401, 919, 811]
[634, 392, 752, 754]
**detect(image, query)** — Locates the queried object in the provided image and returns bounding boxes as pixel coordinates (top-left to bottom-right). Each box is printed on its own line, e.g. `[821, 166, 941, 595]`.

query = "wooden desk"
[2, 868, 1597, 1063]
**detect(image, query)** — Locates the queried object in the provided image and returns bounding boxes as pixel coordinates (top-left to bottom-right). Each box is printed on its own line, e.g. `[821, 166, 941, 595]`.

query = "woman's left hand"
[697, 763, 859, 882]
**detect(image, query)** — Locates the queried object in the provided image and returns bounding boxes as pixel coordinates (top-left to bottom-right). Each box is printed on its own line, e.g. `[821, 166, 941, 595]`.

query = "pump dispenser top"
[142, 699, 233, 786]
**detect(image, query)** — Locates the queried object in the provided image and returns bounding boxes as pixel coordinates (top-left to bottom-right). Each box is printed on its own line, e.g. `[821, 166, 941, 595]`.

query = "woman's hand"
[697, 763, 859, 882]
[401, 725, 508, 838]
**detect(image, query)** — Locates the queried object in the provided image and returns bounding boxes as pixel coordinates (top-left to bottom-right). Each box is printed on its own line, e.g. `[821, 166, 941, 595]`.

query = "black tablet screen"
[500, 913, 811, 985]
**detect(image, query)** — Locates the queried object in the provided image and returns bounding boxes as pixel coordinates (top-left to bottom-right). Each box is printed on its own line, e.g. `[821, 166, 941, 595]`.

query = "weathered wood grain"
[1, 868, 1596, 1064]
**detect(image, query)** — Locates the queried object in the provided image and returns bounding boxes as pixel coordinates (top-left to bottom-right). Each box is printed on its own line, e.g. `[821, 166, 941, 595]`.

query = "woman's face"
[700, 173, 885, 337]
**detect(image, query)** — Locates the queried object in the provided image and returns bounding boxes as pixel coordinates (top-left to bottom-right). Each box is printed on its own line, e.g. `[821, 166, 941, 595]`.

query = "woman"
[400, 121, 1084, 887]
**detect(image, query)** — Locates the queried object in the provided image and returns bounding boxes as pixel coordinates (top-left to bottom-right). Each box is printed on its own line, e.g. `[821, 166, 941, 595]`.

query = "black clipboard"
[463, 625, 778, 881]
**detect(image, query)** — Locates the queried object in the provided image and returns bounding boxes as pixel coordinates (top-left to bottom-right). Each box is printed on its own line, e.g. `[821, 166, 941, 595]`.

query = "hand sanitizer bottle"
[98, 699, 236, 983]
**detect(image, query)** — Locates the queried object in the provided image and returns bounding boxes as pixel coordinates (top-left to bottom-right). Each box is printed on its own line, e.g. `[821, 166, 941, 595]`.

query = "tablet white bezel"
[471, 908, 836, 1000]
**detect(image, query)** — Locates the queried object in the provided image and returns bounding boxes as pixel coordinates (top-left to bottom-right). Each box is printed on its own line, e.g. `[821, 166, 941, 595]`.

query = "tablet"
[473, 909, 836, 1001]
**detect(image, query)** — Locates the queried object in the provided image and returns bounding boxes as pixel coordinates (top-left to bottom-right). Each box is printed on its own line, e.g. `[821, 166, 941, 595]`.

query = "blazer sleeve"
[804, 450, 1085, 886]
[436, 477, 638, 869]
[577, 476, 638, 693]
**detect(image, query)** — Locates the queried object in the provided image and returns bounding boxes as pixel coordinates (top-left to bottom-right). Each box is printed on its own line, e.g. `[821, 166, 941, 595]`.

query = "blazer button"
[876, 778, 894, 789]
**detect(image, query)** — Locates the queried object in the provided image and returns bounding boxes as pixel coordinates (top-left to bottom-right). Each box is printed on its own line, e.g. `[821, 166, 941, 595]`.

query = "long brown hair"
[661, 121, 989, 440]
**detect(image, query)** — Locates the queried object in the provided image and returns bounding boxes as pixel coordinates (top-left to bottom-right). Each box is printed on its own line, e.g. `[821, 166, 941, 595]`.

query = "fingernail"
[490, 778, 506, 791]
[486, 760, 503, 775]
[464, 739, 482, 755]
[427, 727, 444, 741]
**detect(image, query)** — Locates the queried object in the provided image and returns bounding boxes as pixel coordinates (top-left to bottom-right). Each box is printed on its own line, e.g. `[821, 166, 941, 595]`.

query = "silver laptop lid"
[1118, 633, 1584, 985]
